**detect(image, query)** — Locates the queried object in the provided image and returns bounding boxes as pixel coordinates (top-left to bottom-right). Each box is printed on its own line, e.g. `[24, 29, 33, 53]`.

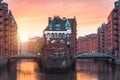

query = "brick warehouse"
[97, 23, 107, 53]
[42, 16, 77, 70]
[44, 16, 77, 55]
[77, 34, 97, 53]
[97, 0, 120, 57]
[0, 0, 18, 64]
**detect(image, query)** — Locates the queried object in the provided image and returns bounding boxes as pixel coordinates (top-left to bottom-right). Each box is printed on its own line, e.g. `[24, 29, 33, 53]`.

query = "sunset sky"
[5, 0, 116, 38]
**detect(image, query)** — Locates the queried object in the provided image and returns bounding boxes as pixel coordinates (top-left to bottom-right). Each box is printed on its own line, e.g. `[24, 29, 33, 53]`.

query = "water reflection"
[76, 60, 98, 80]
[17, 61, 39, 80]
[44, 71, 76, 80]
[76, 60, 120, 80]
[0, 63, 16, 80]
[0, 66, 9, 80]
[0, 60, 120, 80]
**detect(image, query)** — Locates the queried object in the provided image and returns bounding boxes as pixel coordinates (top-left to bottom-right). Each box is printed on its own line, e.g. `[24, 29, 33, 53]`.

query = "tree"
[34, 37, 45, 53]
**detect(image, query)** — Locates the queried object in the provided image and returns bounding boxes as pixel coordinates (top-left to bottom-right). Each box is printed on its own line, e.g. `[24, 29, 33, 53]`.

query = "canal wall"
[40, 60, 76, 74]
[0, 56, 9, 67]
[115, 58, 120, 65]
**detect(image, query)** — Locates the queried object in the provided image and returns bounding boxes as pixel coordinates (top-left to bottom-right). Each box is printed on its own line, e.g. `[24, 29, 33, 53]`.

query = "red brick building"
[97, 0, 120, 58]
[106, 0, 120, 57]
[77, 34, 97, 53]
[106, 10, 119, 56]
[97, 23, 107, 53]
[0, 0, 18, 64]
[44, 16, 77, 54]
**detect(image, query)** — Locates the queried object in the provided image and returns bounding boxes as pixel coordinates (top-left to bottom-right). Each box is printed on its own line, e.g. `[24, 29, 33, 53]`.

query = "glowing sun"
[20, 35, 29, 42]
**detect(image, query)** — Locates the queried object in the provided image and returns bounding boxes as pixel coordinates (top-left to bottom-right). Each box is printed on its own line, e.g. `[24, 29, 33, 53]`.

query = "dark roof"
[97, 23, 107, 31]
[44, 16, 76, 31]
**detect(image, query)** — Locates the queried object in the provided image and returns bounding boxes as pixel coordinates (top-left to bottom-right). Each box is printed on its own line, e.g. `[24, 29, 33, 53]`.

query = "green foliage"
[34, 37, 45, 53]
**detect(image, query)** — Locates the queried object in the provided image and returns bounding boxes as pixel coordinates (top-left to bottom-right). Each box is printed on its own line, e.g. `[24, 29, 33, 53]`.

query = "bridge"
[74, 53, 115, 59]
[8, 52, 115, 61]
[9, 53, 41, 60]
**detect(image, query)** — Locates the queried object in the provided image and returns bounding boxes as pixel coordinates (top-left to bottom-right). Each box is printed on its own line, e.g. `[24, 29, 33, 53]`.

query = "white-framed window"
[59, 33, 62, 38]
[62, 33, 66, 38]
[51, 33, 54, 38]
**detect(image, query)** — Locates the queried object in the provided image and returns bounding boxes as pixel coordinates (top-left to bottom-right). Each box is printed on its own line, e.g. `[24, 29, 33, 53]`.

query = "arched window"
[51, 33, 54, 38]
[59, 33, 62, 38]
[54, 33, 57, 38]
[62, 33, 66, 38]
[47, 33, 50, 37]
[46, 33, 50, 39]
[67, 34, 70, 38]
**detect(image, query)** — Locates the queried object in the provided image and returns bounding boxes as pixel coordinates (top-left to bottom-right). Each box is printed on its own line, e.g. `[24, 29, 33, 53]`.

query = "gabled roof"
[44, 16, 76, 31]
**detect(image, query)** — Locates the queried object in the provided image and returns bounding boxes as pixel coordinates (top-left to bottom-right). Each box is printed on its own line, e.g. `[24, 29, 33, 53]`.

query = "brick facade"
[44, 16, 77, 54]
[77, 34, 97, 53]
[97, 0, 120, 58]
[0, 0, 18, 63]
[97, 23, 107, 53]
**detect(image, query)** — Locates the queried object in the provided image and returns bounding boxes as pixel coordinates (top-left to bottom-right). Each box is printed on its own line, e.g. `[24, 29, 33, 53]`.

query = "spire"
[65, 19, 71, 27]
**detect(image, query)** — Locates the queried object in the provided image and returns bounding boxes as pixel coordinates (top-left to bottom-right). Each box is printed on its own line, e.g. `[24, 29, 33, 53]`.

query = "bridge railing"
[9, 53, 42, 59]
[74, 52, 115, 59]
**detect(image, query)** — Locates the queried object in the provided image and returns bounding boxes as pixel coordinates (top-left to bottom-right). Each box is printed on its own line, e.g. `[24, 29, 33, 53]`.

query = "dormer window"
[2, 3, 8, 8]
[62, 33, 66, 38]
[55, 24, 61, 30]
[116, 1, 120, 7]
[56, 24, 61, 28]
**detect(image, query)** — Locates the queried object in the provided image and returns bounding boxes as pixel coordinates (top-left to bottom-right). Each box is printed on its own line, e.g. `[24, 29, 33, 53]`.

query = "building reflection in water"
[44, 71, 76, 80]
[76, 59, 120, 80]
[0, 63, 17, 80]
[17, 61, 39, 80]
[76, 60, 98, 80]
[0, 66, 10, 80]
[0, 60, 120, 80]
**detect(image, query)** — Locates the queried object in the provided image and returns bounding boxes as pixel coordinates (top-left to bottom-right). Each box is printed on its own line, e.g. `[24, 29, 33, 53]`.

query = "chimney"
[48, 17, 52, 24]
[63, 17, 66, 20]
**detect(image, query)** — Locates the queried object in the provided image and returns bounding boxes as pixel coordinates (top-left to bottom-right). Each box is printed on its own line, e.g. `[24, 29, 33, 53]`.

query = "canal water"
[0, 59, 120, 80]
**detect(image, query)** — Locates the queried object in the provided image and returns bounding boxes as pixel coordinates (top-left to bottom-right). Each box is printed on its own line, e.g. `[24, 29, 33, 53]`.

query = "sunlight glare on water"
[17, 61, 39, 80]
[76, 73, 97, 80]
